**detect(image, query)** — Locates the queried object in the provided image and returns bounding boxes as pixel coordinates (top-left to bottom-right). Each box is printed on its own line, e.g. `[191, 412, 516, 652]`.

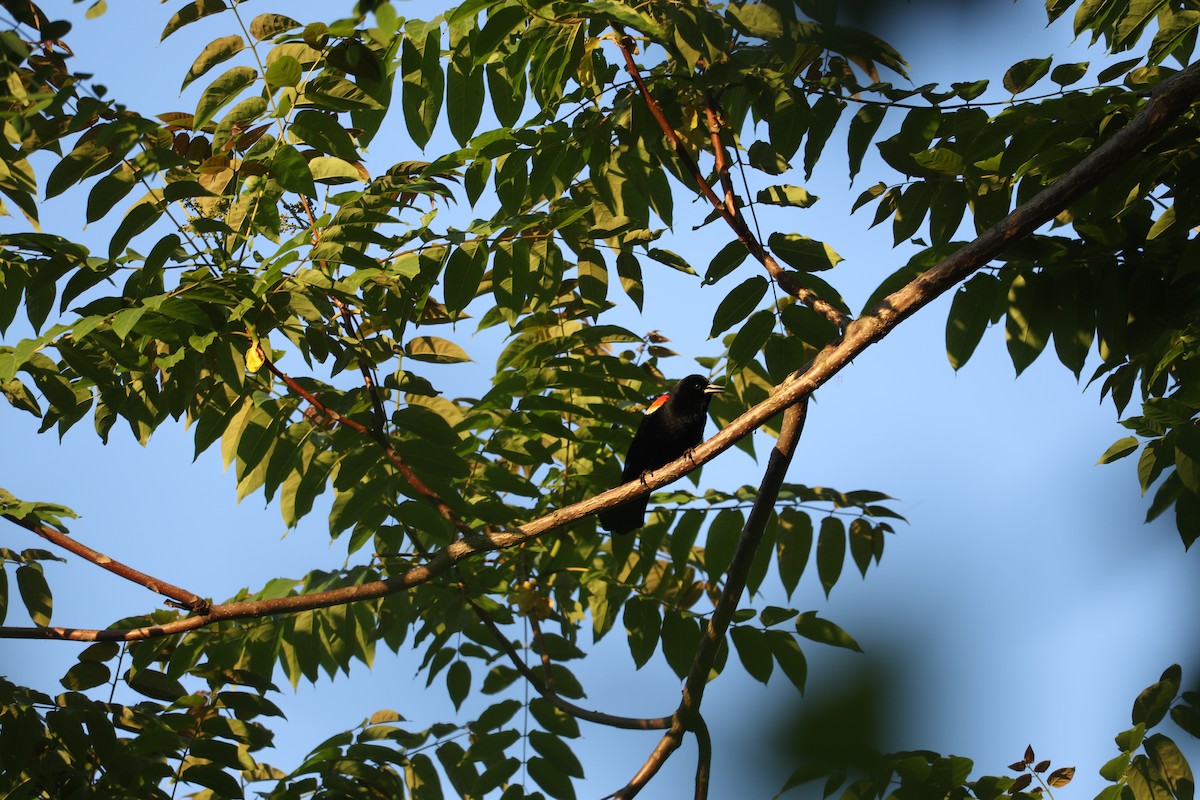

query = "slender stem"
[470, 597, 672, 731]
[261, 355, 468, 538]
[614, 31, 848, 329]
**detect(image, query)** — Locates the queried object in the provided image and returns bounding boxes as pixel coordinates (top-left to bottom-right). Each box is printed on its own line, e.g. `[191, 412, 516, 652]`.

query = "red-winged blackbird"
[599, 374, 723, 534]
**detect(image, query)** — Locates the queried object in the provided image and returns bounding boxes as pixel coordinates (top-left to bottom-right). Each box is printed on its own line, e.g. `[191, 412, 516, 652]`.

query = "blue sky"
[1, 1, 1197, 798]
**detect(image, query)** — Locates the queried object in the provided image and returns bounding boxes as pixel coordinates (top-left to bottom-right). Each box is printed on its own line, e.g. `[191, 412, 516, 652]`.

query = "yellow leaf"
[245, 343, 264, 373]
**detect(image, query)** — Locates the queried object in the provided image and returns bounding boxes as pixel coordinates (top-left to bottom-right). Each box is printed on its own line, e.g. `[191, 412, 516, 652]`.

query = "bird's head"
[671, 374, 723, 406]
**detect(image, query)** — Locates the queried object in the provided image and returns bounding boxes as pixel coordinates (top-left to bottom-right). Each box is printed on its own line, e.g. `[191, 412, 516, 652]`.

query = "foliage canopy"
[2, 0, 1200, 798]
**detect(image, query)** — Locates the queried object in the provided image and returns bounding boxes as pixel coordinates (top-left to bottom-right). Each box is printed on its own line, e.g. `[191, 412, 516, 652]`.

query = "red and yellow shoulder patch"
[644, 393, 669, 415]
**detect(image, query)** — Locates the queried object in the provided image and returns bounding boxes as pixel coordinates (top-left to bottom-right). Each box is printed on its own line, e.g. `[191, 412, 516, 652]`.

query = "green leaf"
[305, 74, 385, 112]
[748, 141, 791, 175]
[46, 141, 110, 200]
[616, 251, 644, 311]
[929, 181, 967, 245]
[111, 306, 146, 340]
[759, 606, 798, 627]
[946, 272, 1000, 370]
[182, 34, 244, 90]
[914, 148, 965, 176]
[848, 104, 886, 182]
[270, 143, 316, 196]
[769, 88, 808, 161]
[709, 276, 768, 338]
[308, 156, 364, 184]
[1144, 734, 1193, 800]
[474, 5, 527, 64]
[474, 699, 522, 732]
[1099, 437, 1140, 464]
[1051, 61, 1089, 86]
[893, 181, 932, 245]
[704, 240, 750, 286]
[162, 0, 227, 41]
[624, 597, 661, 669]
[15, 564, 51, 626]
[444, 241, 488, 313]
[405, 336, 471, 364]
[86, 168, 137, 224]
[447, 660, 471, 710]
[727, 310, 774, 375]
[249, 13, 300, 40]
[529, 731, 584, 779]
[1051, 266, 1095, 378]
[848, 518, 874, 577]
[646, 248, 696, 275]
[1101, 752, 1132, 782]
[61, 660, 111, 691]
[1003, 57, 1053, 93]
[182, 763, 244, 799]
[290, 110, 360, 162]
[704, 508, 744, 579]
[265, 54, 302, 89]
[576, 247, 608, 309]
[727, 2, 784, 39]
[777, 510, 812, 599]
[1005, 271, 1052, 376]
[1132, 664, 1180, 728]
[816, 515, 845, 597]
[1127, 755, 1173, 800]
[127, 667, 187, 702]
[768, 233, 843, 272]
[794, 611, 861, 651]
[402, 27, 445, 149]
[194, 66, 257, 130]
[757, 185, 817, 208]
[769, 631, 807, 692]
[109, 202, 162, 261]
[804, 95, 843, 179]
[662, 611, 701, 679]
[527, 755, 577, 800]
[731, 626, 773, 684]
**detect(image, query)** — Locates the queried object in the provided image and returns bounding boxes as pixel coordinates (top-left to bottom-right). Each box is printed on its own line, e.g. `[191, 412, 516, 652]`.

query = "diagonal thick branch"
[611, 399, 809, 800]
[3, 59, 1199, 643]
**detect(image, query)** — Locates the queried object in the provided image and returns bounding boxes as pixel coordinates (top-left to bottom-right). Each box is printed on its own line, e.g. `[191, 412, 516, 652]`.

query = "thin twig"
[261, 355, 468, 538]
[470, 597, 672, 731]
[614, 31, 849, 329]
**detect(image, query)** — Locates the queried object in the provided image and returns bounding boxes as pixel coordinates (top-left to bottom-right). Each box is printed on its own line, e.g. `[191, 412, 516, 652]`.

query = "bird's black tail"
[598, 495, 649, 535]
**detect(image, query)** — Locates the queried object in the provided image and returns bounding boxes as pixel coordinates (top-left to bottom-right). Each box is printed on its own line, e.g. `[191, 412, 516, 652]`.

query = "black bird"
[599, 374, 723, 534]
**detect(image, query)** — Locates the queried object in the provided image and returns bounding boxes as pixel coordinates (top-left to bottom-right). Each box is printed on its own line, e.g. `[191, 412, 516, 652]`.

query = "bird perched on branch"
[599, 374, 723, 534]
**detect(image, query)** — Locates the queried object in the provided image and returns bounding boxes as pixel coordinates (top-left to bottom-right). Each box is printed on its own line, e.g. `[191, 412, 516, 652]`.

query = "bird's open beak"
[703, 382, 724, 395]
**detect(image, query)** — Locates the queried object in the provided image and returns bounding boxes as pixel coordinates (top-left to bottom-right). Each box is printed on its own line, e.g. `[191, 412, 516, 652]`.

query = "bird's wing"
[620, 405, 667, 480]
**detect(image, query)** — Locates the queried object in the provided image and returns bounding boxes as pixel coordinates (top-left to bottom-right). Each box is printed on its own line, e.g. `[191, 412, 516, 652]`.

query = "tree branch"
[692, 713, 713, 800]
[614, 31, 849, 328]
[261, 354, 467, 540]
[4, 59, 1198, 643]
[611, 399, 810, 799]
[1, 514, 209, 614]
